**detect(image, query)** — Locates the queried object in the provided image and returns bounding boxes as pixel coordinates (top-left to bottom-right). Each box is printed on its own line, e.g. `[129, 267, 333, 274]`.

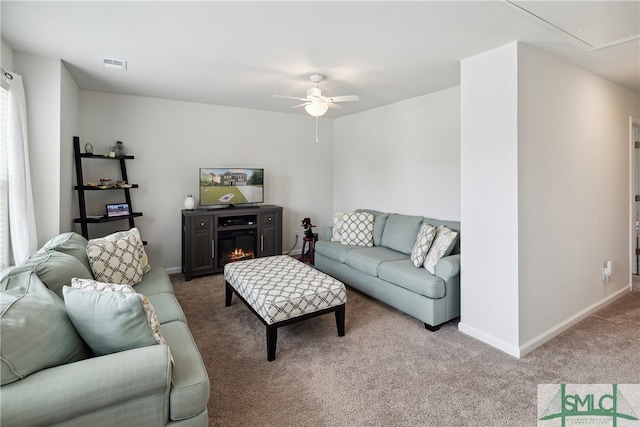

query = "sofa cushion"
[410, 222, 436, 267]
[63, 285, 166, 356]
[6, 251, 94, 297]
[340, 212, 374, 247]
[331, 211, 346, 241]
[40, 232, 91, 271]
[343, 247, 409, 277]
[133, 266, 174, 296]
[378, 259, 446, 299]
[315, 240, 361, 263]
[356, 209, 389, 246]
[147, 292, 187, 324]
[381, 213, 423, 255]
[1, 271, 88, 385]
[161, 321, 210, 421]
[86, 230, 144, 285]
[424, 226, 459, 274]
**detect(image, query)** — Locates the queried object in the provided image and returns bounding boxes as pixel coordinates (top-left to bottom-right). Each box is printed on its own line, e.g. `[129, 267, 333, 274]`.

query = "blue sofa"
[315, 209, 460, 330]
[0, 232, 209, 426]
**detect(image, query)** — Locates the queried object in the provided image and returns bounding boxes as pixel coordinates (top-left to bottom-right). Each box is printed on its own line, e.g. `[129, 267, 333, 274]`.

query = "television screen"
[199, 168, 264, 207]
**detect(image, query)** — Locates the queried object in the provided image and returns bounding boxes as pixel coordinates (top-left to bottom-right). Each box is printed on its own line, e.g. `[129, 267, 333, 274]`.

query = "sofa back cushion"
[5, 251, 94, 298]
[0, 271, 88, 385]
[40, 232, 91, 271]
[380, 213, 423, 255]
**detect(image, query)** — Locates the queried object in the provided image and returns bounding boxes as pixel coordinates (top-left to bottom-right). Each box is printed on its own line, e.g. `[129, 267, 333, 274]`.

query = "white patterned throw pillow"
[331, 211, 346, 241]
[71, 277, 135, 294]
[340, 212, 374, 247]
[86, 230, 143, 285]
[410, 222, 436, 267]
[128, 227, 151, 274]
[424, 226, 458, 274]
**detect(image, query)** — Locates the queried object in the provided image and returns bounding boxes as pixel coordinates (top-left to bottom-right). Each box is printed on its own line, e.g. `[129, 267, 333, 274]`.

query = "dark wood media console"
[181, 205, 282, 280]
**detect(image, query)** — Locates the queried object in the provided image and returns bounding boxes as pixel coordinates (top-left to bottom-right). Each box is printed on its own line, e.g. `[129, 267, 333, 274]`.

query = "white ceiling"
[2, 1, 638, 118]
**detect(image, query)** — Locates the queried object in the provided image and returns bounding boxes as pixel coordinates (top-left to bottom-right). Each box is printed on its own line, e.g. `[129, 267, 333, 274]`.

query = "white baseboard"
[165, 266, 182, 275]
[518, 286, 629, 357]
[458, 322, 522, 358]
[459, 286, 630, 359]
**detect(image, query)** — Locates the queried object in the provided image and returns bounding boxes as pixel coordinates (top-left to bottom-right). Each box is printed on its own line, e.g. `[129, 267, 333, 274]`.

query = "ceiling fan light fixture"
[305, 102, 329, 117]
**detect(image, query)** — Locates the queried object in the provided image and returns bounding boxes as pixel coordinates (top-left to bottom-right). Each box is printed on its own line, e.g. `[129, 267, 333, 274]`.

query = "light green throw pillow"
[63, 284, 166, 356]
[0, 271, 88, 385]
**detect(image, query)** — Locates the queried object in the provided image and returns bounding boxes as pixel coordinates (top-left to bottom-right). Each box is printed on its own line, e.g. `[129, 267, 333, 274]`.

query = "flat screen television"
[199, 168, 264, 208]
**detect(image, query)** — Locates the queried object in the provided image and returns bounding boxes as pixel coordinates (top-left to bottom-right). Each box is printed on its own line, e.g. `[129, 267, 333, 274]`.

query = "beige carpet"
[171, 273, 640, 427]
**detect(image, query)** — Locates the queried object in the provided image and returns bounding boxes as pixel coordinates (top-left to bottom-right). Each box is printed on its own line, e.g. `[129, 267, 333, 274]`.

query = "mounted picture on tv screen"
[199, 168, 264, 207]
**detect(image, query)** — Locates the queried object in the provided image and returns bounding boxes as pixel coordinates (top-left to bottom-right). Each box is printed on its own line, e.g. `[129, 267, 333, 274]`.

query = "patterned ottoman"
[224, 255, 346, 361]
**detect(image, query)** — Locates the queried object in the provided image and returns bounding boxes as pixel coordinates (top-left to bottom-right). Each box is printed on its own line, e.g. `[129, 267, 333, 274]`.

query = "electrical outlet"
[294, 230, 299, 238]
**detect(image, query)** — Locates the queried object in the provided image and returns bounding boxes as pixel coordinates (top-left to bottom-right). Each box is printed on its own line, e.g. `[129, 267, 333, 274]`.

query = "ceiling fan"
[274, 74, 359, 141]
[274, 74, 359, 117]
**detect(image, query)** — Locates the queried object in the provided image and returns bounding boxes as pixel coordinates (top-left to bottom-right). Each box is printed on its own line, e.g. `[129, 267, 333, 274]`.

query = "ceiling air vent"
[101, 58, 127, 70]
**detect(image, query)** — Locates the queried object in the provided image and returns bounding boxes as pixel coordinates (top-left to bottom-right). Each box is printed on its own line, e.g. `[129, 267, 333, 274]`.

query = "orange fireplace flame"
[228, 248, 255, 262]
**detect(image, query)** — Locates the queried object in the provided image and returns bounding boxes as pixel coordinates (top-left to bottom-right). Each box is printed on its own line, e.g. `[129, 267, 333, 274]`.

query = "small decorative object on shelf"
[84, 143, 93, 154]
[301, 217, 315, 238]
[112, 141, 129, 157]
[184, 194, 196, 210]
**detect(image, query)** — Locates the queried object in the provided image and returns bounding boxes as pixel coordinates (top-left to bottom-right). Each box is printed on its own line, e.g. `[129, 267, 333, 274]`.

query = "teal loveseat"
[0, 232, 209, 426]
[315, 209, 460, 330]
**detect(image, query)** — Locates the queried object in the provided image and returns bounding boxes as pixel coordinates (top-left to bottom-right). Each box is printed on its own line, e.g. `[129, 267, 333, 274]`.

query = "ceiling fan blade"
[273, 94, 309, 102]
[292, 102, 311, 109]
[326, 95, 359, 103]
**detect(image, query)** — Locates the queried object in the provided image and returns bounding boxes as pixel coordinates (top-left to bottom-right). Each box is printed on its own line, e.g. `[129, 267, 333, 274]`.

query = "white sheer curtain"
[0, 69, 37, 269]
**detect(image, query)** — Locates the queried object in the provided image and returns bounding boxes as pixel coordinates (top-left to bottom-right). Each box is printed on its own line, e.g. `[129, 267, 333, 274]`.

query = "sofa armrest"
[322, 227, 333, 241]
[1, 344, 172, 427]
[434, 254, 460, 283]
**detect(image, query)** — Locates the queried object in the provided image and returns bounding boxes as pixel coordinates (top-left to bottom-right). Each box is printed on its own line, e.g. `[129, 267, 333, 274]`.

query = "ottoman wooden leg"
[266, 326, 278, 362]
[335, 304, 345, 337]
[225, 282, 233, 307]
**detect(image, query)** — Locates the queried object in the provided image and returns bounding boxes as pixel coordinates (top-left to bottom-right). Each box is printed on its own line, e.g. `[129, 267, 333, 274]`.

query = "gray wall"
[333, 86, 461, 222]
[78, 91, 335, 271]
[460, 42, 640, 356]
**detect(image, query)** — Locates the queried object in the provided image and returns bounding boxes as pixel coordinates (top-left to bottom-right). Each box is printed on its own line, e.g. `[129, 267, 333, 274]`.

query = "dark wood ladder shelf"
[73, 136, 144, 240]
